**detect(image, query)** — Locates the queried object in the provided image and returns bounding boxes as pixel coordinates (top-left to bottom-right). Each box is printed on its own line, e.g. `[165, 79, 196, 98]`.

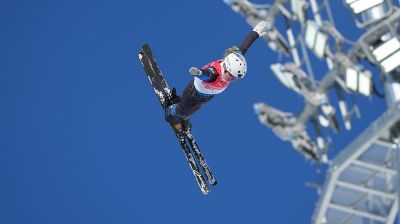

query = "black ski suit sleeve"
[197, 31, 259, 82]
[238, 31, 260, 55]
[199, 66, 218, 82]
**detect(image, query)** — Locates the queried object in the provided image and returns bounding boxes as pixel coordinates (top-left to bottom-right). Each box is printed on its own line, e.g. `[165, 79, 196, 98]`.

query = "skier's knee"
[165, 104, 187, 123]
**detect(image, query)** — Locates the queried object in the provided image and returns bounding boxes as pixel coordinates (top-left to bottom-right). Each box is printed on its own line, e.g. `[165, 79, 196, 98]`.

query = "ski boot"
[164, 87, 185, 132]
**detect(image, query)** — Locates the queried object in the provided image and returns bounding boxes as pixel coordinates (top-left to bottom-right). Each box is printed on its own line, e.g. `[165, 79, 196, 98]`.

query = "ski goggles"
[226, 71, 237, 80]
[223, 64, 237, 81]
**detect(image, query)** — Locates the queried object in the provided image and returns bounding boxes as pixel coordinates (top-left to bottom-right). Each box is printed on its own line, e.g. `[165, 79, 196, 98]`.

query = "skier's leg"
[176, 81, 213, 118]
[165, 80, 212, 126]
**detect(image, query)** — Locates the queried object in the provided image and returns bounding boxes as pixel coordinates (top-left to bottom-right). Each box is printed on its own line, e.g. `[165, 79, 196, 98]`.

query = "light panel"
[380, 50, 400, 73]
[346, 68, 358, 92]
[345, 67, 372, 96]
[290, 0, 306, 23]
[318, 115, 330, 127]
[370, 36, 400, 73]
[314, 32, 328, 58]
[305, 21, 317, 50]
[305, 21, 328, 59]
[390, 82, 400, 102]
[270, 64, 299, 92]
[358, 71, 372, 96]
[347, 0, 384, 14]
[372, 37, 400, 61]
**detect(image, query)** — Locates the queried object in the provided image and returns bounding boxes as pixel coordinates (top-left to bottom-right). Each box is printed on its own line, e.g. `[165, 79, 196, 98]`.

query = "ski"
[141, 44, 217, 185]
[182, 120, 217, 185]
[138, 44, 210, 195]
[141, 44, 173, 105]
[138, 50, 169, 109]
[174, 129, 210, 195]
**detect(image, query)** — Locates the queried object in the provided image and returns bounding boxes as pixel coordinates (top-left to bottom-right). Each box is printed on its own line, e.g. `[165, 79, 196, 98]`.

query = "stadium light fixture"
[358, 70, 372, 96]
[345, 0, 384, 14]
[344, 0, 392, 28]
[345, 68, 358, 92]
[371, 36, 400, 73]
[290, 0, 307, 24]
[270, 63, 300, 93]
[305, 21, 328, 58]
[318, 115, 330, 127]
[345, 67, 372, 96]
[305, 21, 317, 48]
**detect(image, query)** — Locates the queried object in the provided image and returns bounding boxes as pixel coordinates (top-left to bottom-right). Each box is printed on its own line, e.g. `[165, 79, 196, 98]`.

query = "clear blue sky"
[1, 1, 389, 224]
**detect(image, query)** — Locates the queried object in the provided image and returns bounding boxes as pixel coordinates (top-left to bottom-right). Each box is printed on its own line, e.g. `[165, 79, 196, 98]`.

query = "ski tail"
[183, 120, 217, 186]
[138, 51, 169, 108]
[141, 44, 173, 105]
[175, 130, 210, 195]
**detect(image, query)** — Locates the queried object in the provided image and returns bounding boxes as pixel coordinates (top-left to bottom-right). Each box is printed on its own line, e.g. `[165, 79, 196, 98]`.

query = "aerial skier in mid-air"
[138, 21, 268, 194]
[164, 21, 268, 131]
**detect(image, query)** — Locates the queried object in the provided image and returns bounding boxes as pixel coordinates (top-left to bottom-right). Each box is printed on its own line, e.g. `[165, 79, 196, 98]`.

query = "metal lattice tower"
[313, 105, 399, 223]
[223, 0, 400, 223]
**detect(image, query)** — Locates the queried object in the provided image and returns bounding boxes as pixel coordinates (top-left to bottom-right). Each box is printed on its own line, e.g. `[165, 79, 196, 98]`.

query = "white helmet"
[223, 52, 247, 78]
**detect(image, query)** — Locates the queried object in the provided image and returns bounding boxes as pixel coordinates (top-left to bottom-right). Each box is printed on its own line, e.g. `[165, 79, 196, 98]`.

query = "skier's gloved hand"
[189, 67, 202, 77]
[253, 21, 268, 37]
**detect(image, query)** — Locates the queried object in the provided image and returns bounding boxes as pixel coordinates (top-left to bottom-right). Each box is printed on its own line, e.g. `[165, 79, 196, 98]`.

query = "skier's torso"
[194, 60, 230, 95]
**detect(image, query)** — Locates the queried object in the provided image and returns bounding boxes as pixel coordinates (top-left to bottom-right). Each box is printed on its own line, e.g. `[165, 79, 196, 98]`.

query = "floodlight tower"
[224, 0, 400, 223]
[224, 0, 342, 162]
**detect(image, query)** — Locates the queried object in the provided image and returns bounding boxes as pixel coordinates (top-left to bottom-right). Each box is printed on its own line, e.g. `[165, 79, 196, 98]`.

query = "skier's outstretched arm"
[239, 21, 267, 55]
[189, 66, 218, 82]
[187, 21, 267, 82]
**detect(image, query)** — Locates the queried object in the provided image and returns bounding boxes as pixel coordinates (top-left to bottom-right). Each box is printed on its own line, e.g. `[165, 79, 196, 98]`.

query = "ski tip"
[210, 180, 217, 186]
[201, 188, 211, 195]
[138, 51, 144, 59]
[141, 43, 152, 51]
